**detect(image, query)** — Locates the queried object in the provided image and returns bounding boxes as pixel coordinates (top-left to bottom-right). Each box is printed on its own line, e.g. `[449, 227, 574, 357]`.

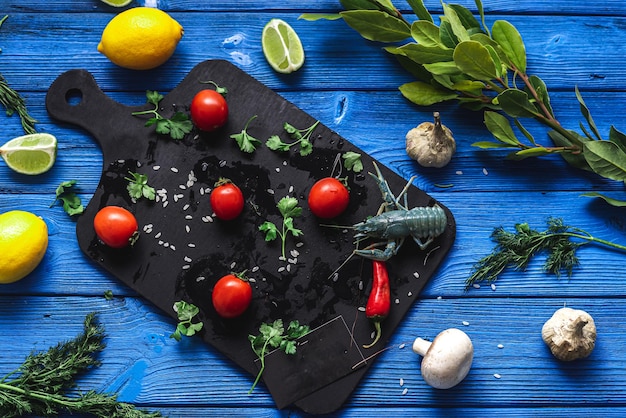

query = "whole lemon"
[97, 7, 184, 70]
[0, 211, 48, 284]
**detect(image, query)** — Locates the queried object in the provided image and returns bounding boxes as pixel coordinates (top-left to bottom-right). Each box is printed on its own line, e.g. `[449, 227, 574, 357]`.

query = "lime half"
[262, 19, 305, 74]
[100, 0, 133, 7]
[0, 133, 58, 175]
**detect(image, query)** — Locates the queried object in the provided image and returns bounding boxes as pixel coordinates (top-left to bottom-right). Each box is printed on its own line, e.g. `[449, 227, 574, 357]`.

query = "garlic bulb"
[541, 307, 596, 361]
[405, 112, 456, 168]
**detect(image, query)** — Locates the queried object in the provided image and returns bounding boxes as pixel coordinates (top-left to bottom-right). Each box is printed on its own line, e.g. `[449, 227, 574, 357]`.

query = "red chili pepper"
[363, 260, 391, 349]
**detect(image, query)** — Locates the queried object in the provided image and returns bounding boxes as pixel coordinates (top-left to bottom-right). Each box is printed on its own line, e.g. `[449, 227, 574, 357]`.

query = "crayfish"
[351, 162, 447, 262]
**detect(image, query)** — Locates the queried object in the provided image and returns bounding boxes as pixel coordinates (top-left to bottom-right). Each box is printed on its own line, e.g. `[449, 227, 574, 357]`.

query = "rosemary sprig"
[0, 313, 162, 417]
[0, 16, 37, 135]
[466, 217, 626, 289]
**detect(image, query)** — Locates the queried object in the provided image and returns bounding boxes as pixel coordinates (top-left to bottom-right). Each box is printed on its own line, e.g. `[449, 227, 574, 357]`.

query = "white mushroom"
[412, 328, 473, 389]
[541, 307, 596, 361]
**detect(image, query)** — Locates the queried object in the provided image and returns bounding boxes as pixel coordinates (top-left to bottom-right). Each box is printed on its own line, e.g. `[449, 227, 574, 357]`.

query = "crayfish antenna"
[327, 251, 356, 281]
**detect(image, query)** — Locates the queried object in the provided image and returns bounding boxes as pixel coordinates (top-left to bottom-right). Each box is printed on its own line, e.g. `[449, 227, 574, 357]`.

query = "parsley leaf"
[170, 301, 203, 341]
[125, 171, 156, 201]
[50, 180, 84, 216]
[230, 115, 261, 153]
[342, 151, 364, 173]
[248, 319, 310, 393]
[132, 90, 193, 140]
[259, 196, 303, 259]
[266, 120, 319, 156]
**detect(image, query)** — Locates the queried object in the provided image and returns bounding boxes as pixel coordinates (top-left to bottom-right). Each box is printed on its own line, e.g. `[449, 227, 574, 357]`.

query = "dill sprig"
[466, 217, 626, 289]
[0, 15, 38, 135]
[0, 313, 162, 417]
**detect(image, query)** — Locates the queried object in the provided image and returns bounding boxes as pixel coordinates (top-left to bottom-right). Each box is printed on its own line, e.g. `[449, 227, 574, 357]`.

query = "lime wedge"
[261, 19, 305, 74]
[100, 0, 133, 7]
[0, 133, 58, 175]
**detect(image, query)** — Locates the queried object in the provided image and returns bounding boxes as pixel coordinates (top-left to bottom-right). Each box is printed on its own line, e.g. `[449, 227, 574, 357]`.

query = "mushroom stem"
[412, 337, 432, 356]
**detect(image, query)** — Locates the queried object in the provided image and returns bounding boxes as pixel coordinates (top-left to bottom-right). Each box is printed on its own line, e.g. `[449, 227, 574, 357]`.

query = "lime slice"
[0, 133, 58, 175]
[261, 19, 305, 74]
[100, 0, 133, 7]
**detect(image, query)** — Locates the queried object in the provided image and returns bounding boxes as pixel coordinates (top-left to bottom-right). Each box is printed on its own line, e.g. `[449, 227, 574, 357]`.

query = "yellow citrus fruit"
[0, 210, 48, 284]
[97, 7, 184, 70]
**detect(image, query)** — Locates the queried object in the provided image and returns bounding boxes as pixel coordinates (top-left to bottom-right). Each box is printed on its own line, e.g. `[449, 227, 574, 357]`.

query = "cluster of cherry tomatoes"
[92, 84, 353, 319]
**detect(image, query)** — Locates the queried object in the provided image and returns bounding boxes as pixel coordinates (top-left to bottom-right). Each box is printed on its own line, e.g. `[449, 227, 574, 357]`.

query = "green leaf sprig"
[247, 319, 310, 394]
[125, 171, 156, 201]
[0, 15, 37, 135]
[466, 217, 626, 290]
[259, 196, 303, 259]
[132, 90, 193, 140]
[230, 115, 262, 153]
[302, 0, 626, 205]
[51, 180, 84, 216]
[266, 120, 319, 156]
[170, 301, 204, 341]
[0, 313, 161, 417]
[342, 151, 364, 172]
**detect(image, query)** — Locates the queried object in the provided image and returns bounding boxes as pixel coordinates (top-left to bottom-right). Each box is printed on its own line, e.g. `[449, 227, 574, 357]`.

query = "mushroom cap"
[418, 328, 474, 389]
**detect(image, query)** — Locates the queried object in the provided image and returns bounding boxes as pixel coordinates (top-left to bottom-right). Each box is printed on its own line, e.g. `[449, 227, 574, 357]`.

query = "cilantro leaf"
[248, 318, 310, 393]
[267, 120, 320, 156]
[342, 151, 364, 173]
[132, 91, 192, 140]
[259, 221, 279, 241]
[170, 301, 203, 341]
[277, 196, 302, 218]
[261, 197, 303, 259]
[125, 171, 156, 201]
[51, 180, 84, 216]
[265, 135, 290, 152]
[230, 115, 261, 153]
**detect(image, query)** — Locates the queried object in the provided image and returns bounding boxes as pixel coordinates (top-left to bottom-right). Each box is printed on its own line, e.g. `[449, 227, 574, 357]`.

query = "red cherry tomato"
[308, 177, 350, 219]
[212, 273, 252, 318]
[93, 206, 139, 248]
[190, 89, 228, 132]
[210, 179, 244, 221]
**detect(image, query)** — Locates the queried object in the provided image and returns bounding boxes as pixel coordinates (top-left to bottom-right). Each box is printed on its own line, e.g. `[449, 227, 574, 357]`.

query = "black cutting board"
[45, 60, 456, 414]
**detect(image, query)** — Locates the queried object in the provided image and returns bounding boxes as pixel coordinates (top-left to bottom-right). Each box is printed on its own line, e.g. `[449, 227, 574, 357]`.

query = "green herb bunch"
[466, 217, 626, 289]
[132, 90, 193, 140]
[302, 0, 626, 205]
[248, 319, 310, 394]
[0, 313, 161, 417]
[259, 196, 303, 259]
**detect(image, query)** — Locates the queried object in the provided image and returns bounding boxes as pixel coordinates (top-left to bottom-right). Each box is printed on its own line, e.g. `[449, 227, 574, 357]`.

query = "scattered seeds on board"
[413, 271, 420, 279]
[399, 378, 404, 387]
[398, 343, 406, 349]
[482, 167, 489, 175]
[497, 344, 504, 349]
[472, 283, 480, 289]
[401, 388, 408, 395]
[494, 373, 502, 379]
[491, 283, 497, 291]
[462, 320, 470, 326]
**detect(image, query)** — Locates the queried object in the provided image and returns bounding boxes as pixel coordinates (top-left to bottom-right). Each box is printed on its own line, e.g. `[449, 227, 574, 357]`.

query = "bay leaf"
[448, 4, 482, 33]
[581, 192, 626, 207]
[525, 75, 553, 117]
[439, 20, 458, 48]
[442, 3, 470, 43]
[491, 20, 526, 73]
[609, 126, 626, 153]
[583, 140, 626, 181]
[407, 0, 433, 23]
[393, 43, 454, 64]
[575, 86, 602, 140]
[423, 61, 462, 76]
[507, 147, 550, 160]
[453, 40, 498, 81]
[411, 20, 442, 47]
[471, 141, 515, 149]
[399, 81, 458, 106]
[340, 10, 411, 42]
[298, 13, 342, 21]
[451, 80, 485, 95]
[548, 129, 591, 171]
[340, 0, 378, 10]
[497, 89, 539, 118]
[484, 111, 520, 146]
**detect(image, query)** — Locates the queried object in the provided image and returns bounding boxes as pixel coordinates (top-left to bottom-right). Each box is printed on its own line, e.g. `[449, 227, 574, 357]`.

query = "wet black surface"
[46, 60, 456, 414]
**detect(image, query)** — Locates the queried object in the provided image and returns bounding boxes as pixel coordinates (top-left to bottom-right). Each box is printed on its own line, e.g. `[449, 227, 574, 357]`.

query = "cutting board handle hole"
[65, 88, 83, 106]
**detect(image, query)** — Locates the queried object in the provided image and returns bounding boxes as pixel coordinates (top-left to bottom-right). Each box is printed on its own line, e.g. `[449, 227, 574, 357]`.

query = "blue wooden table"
[2, 1, 626, 416]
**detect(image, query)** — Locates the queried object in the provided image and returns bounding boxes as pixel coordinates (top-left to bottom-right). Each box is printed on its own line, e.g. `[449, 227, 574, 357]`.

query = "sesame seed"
[289, 185, 294, 193]
[179, 184, 187, 190]
[196, 276, 205, 282]
[183, 204, 190, 211]
[219, 160, 227, 167]
[275, 167, 281, 172]
[199, 188, 205, 196]
[358, 281, 363, 291]
[290, 249, 300, 257]
[483, 167, 489, 175]
[437, 296, 443, 300]
[494, 373, 501, 379]
[251, 266, 260, 273]
[155, 232, 162, 238]
[395, 298, 400, 304]
[413, 272, 420, 279]
[358, 306, 366, 312]
[288, 258, 297, 264]
[400, 378, 404, 387]
[473, 283, 481, 289]
[398, 343, 406, 349]
[286, 264, 292, 272]
[182, 265, 190, 270]
[401, 388, 408, 395]
[163, 242, 169, 248]
[185, 215, 193, 220]
[491, 283, 497, 291]
[158, 240, 164, 245]
[171, 167, 179, 173]
[185, 225, 190, 233]
[331, 272, 339, 282]
[267, 189, 275, 195]
[497, 344, 504, 349]
[407, 291, 413, 297]
[188, 243, 196, 248]
[184, 256, 192, 262]
[456, 170, 463, 175]
[248, 277, 256, 283]
[163, 201, 169, 208]
[462, 321, 470, 326]
[296, 242, 304, 247]
[170, 245, 176, 251]
[153, 165, 160, 171]
[278, 267, 286, 273]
